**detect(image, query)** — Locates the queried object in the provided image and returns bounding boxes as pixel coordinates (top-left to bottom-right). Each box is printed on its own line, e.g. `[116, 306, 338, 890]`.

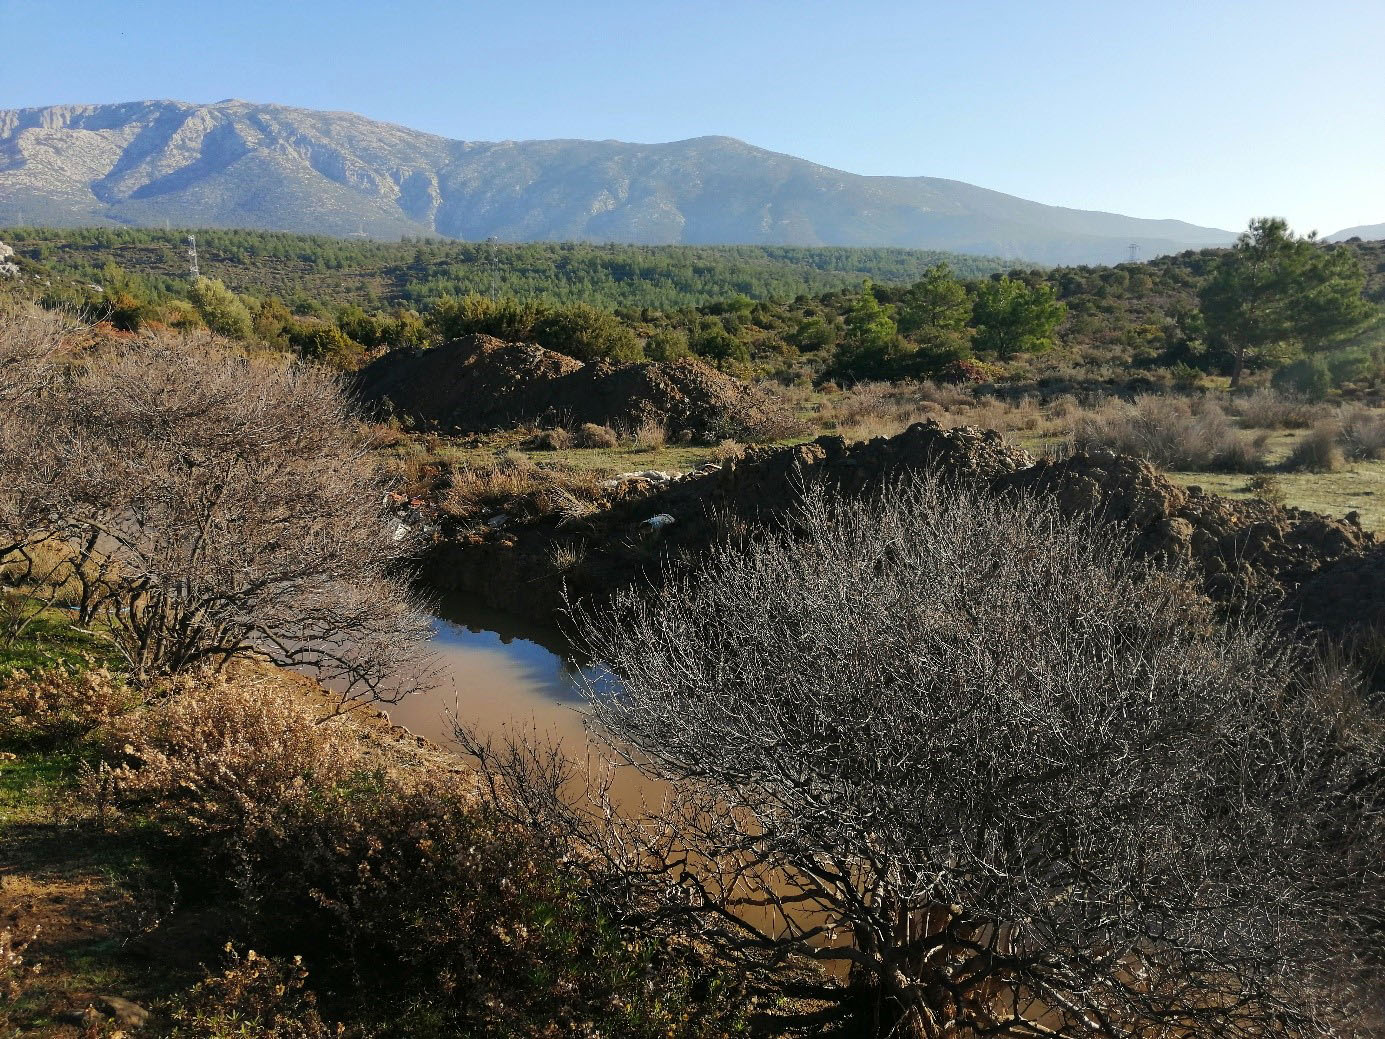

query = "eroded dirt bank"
[423, 421, 1379, 639]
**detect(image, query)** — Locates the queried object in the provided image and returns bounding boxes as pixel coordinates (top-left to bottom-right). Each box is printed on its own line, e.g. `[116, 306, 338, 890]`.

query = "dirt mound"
[428, 422, 1379, 638]
[995, 450, 1374, 612]
[357, 334, 793, 442]
[427, 423, 1034, 618]
[1292, 547, 1385, 636]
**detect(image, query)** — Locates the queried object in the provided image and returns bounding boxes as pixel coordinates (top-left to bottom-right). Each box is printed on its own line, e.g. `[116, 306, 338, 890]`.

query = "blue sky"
[1, 0, 1381, 234]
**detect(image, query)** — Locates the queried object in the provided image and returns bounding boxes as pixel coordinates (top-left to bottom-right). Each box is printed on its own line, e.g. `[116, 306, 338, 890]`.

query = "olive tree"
[0, 326, 432, 703]
[462, 478, 1384, 1038]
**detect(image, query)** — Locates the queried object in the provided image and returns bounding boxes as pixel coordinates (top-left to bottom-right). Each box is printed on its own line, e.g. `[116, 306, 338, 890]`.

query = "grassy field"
[1165, 429, 1385, 530]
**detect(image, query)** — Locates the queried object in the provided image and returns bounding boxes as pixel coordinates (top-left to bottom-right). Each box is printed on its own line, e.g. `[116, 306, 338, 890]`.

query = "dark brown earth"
[425, 421, 1378, 638]
[356, 334, 797, 442]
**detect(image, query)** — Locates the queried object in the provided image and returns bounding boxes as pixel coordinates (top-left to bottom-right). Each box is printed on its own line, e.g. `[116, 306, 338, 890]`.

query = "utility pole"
[186, 234, 200, 280]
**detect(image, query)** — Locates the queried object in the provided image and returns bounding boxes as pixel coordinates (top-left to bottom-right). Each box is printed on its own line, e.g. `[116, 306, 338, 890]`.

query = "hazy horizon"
[1, 0, 1381, 236]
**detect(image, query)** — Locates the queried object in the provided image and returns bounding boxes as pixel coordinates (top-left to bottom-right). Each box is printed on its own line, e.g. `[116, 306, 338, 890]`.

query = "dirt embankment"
[424, 420, 1378, 638]
[356, 334, 795, 442]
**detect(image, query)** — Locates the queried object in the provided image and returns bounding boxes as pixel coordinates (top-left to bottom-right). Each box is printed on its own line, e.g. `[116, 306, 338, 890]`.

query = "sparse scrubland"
[2, 219, 1385, 1037]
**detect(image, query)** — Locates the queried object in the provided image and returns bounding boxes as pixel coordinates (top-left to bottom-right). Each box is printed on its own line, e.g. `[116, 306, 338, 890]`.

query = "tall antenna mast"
[186, 234, 200, 279]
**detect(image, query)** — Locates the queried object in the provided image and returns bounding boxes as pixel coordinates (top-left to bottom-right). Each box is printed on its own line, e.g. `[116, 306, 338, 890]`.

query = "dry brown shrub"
[1073, 394, 1267, 471]
[1047, 393, 1081, 421]
[96, 668, 364, 833]
[709, 439, 745, 463]
[914, 379, 975, 409]
[629, 416, 668, 451]
[1284, 421, 1345, 472]
[96, 672, 741, 1037]
[1235, 389, 1325, 430]
[1, 331, 432, 699]
[526, 427, 573, 451]
[0, 667, 134, 747]
[0, 302, 75, 408]
[165, 946, 344, 1039]
[574, 422, 619, 449]
[1337, 404, 1385, 460]
[827, 382, 947, 441]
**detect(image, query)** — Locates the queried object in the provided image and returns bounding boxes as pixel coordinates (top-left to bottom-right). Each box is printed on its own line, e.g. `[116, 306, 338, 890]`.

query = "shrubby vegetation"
[0, 305, 431, 700]
[4, 221, 1380, 393]
[3, 296, 1385, 1036]
[0, 226, 1016, 309]
[466, 478, 1385, 1037]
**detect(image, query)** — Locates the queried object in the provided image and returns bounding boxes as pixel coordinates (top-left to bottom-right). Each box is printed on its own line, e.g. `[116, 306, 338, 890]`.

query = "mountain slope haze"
[0, 99, 1237, 264]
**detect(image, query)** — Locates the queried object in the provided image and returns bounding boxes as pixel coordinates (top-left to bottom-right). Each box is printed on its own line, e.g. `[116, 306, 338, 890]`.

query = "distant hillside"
[0, 227, 1023, 311]
[1328, 223, 1385, 243]
[0, 99, 1236, 265]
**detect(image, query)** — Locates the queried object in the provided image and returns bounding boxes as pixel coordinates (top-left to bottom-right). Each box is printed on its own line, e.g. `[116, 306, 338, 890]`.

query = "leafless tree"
[0, 303, 88, 639]
[0, 301, 70, 406]
[461, 478, 1385, 1038]
[0, 323, 433, 703]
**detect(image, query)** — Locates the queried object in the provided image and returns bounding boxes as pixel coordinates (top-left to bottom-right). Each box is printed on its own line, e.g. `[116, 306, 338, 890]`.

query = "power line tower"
[1128, 243, 1140, 263]
[186, 234, 200, 280]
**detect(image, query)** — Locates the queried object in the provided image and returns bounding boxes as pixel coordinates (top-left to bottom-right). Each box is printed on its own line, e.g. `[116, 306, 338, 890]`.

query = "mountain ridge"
[0, 98, 1240, 264]
[1327, 223, 1385, 243]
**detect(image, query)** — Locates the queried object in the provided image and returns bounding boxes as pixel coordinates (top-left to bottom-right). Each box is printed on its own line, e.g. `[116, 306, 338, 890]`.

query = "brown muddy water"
[384, 594, 598, 751]
[390, 595, 845, 954]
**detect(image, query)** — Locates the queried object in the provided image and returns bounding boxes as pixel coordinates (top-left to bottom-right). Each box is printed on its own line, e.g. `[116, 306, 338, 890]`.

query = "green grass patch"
[0, 747, 89, 823]
[0, 606, 121, 680]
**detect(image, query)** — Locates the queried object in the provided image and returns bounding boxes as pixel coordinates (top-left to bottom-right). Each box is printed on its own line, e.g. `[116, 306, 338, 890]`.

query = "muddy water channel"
[389, 595, 845, 957]
[383, 594, 599, 750]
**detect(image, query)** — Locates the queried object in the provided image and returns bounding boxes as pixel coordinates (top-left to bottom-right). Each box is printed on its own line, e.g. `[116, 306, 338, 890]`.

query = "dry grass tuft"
[443, 457, 606, 525]
[1284, 421, 1345, 473]
[1337, 405, 1385, 461]
[1233, 389, 1325, 430]
[629, 416, 668, 452]
[574, 422, 619, 449]
[1072, 395, 1267, 472]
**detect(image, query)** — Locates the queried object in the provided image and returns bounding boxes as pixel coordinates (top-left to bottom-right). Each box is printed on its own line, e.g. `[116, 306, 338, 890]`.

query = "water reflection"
[382, 594, 598, 749]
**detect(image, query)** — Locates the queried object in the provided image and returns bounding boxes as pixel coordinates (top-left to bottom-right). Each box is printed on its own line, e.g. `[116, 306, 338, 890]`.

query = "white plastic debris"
[391, 522, 411, 542]
[641, 513, 676, 530]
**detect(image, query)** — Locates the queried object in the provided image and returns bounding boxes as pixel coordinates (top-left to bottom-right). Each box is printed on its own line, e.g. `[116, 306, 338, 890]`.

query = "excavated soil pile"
[427, 423, 1029, 619]
[427, 421, 1378, 638]
[357, 334, 792, 442]
[1293, 547, 1385, 637]
[992, 451, 1376, 627]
